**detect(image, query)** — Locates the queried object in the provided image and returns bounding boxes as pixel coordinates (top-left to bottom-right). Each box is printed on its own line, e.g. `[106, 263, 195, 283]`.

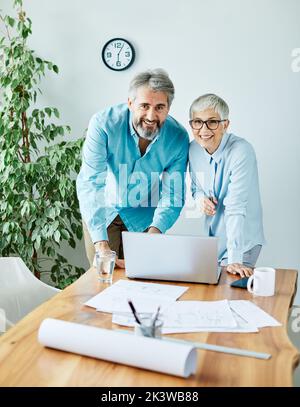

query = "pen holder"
[134, 316, 163, 339]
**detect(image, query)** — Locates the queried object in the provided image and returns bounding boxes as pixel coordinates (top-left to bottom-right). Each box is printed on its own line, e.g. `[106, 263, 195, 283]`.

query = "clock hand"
[117, 43, 124, 57]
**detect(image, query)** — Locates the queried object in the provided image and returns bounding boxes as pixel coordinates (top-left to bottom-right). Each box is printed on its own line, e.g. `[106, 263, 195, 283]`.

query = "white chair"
[0, 257, 60, 333]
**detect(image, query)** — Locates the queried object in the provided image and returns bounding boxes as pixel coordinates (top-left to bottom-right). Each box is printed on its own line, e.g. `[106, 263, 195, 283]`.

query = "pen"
[208, 189, 217, 206]
[128, 300, 142, 325]
[151, 306, 161, 328]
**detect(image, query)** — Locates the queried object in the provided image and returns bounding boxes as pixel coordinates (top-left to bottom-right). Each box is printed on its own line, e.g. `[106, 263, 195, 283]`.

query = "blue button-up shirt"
[189, 132, 265, 264]
[76, 103, 189, 242]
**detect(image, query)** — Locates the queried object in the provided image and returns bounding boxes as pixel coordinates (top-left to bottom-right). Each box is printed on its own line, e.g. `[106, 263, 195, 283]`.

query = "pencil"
[128, 300, 141, 325]
[151, 306, 161, 328]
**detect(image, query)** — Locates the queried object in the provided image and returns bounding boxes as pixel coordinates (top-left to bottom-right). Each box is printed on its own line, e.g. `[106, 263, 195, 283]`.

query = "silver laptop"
[122, 232, 221, 284]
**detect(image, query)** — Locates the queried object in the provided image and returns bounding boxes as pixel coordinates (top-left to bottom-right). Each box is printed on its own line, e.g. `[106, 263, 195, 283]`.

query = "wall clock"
[102, 38, 135, 71]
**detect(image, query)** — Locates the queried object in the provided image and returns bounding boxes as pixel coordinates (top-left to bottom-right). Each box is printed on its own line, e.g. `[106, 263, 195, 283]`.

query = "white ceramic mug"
[247, 267, 276, 296]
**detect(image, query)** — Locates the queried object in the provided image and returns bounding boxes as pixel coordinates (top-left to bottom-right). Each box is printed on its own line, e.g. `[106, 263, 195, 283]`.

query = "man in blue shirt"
[76, 69, 189, 268]
[189, 94, 265, 277]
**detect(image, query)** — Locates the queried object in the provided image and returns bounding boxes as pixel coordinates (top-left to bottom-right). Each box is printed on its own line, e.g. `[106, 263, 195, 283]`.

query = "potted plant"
[0, 0, 85, 288]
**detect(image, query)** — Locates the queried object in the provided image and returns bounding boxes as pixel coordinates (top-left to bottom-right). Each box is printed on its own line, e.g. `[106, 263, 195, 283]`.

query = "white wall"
[2, 0, 300, 302]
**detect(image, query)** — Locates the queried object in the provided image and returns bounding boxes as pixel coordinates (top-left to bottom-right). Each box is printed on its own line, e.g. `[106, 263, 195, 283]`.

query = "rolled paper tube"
[38, 318, 197, 378]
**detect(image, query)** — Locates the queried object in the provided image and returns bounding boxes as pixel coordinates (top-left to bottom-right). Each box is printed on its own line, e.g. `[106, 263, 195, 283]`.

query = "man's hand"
[148, 226, 161, 234]
[94, 240, 110, 253]
[201, 196, 217, 216]
[115, 258, 125, 268]
[225, 263, 253, 277]
[94, 240, 125, 269]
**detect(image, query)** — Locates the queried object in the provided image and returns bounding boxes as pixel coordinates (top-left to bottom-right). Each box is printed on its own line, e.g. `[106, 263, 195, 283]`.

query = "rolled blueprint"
[38, 318, 197, 378]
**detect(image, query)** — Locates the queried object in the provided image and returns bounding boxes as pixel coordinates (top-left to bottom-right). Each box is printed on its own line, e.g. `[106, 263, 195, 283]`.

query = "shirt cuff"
[227, 248, 243, 265]
[89, 227, 108, 243]
[149, 220, 166, 234]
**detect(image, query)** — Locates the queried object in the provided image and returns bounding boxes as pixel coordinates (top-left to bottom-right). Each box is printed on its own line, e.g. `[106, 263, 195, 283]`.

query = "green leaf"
[22, 27, 30, 39]
[7, 16, 15, 28]
[31, 228, 39, 242]
[2, 222, 10, 234]
[14, 0, 23, 7]
[57, 126, 64, 136]
[34, 235, 41, 250]
[50, 274, 57, 283]
[57, 254, 67, 263]
[45, 107, 51, 117]
[21, 201, 29, 217]
[53, 65, 59, 74]
[51, 264, 59, 274]
[46, 247, 56, 257]
[54, 230, 61, 243]
[49, 220, 59, 234]
[61, 229, 70, 240]
[76, 225, 83, 240]
[53, 108, 59, 118]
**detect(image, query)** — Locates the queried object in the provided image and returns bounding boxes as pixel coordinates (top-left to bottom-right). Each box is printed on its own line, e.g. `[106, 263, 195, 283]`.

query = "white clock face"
[102, 38, 135, 71]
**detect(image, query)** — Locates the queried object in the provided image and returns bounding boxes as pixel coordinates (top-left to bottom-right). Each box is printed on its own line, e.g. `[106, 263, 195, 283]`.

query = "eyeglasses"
[189, 119, 227, 130]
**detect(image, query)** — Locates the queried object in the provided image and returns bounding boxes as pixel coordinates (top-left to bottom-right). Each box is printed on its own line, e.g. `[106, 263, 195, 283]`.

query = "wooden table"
[0, 268, 298, 387]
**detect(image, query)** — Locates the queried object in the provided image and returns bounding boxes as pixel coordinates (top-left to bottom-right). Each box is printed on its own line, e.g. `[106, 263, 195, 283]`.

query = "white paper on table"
[38, 318, 197, 378]
[229, 300, 282, 328]
[96, 293, 174, 314]
[106, 280, 188, 299]
[112, 300, 259, 334]
[84, 279, 188, 313]
[161, 310, 259, 334]
[160, 300, 237, 328]
[112, 312, 152, 326]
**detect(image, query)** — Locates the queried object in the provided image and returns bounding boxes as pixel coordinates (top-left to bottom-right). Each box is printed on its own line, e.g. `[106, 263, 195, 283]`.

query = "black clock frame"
[101, 38, 135, 71]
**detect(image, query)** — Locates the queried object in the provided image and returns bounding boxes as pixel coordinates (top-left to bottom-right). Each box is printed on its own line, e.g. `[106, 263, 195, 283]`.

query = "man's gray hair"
[189, 93, 229, 120]
[129, 68, 175, 106]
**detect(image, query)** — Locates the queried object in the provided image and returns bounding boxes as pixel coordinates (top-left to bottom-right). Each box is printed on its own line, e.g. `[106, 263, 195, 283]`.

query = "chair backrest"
[0, 257, 60, 330]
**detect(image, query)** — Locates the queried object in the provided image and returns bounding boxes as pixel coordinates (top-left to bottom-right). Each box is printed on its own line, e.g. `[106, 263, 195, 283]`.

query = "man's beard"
[134, 118, 160, 141]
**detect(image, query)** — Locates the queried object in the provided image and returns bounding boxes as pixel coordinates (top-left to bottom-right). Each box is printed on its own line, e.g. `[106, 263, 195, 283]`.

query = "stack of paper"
[84, 279, 188, 314]
[229, 300, 281, 328]
[112, 299, 281, 334]
[84, 280, 281, 334]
